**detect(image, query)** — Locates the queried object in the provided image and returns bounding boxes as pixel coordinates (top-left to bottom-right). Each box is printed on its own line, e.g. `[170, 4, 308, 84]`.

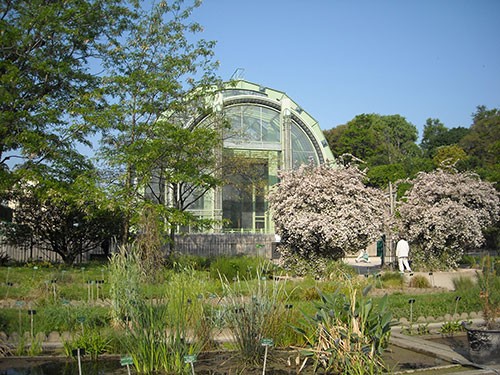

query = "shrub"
[409, 275, 431, 288]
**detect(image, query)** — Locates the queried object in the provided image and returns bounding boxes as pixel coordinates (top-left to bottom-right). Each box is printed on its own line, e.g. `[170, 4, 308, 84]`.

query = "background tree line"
[323, 107, 500, 191]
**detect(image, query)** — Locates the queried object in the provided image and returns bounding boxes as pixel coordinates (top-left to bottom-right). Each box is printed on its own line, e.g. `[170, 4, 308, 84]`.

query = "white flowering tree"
[268, 163, 388, 267]
[398, 170, 500, 269]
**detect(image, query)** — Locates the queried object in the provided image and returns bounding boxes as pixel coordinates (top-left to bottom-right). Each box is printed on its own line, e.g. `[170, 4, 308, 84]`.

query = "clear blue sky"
[193, 0, 500, 137]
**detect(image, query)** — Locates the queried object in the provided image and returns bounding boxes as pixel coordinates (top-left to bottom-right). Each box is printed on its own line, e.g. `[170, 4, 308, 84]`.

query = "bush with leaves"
[398, 170, 500, 269]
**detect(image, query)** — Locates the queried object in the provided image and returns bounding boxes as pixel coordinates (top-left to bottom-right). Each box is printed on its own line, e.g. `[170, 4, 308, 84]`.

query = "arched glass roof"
[194, 80, 334, 168]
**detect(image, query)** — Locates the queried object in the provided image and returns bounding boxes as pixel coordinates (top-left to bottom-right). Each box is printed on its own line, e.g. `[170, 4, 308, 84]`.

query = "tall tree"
[420, 118, 448, 157]
[96, 0, 220, 245]
[325, 114, 418, 166]
[421, 118, 469, 157]
[0, 0, 134, 195]
[459, 106, 500, 187]
[326, 114, 420, 188]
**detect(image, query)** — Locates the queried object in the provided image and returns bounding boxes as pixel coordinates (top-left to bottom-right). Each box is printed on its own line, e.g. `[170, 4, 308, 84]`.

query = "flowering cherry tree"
[398, 170, 500, 268]
[268, 163, 388, 264]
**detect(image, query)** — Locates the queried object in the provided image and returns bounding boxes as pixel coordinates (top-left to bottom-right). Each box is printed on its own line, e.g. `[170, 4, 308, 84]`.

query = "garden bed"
[0, 345, 470, 375]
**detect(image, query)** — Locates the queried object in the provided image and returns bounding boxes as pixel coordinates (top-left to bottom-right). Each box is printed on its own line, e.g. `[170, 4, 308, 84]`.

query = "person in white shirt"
[396, 239, 412, 273]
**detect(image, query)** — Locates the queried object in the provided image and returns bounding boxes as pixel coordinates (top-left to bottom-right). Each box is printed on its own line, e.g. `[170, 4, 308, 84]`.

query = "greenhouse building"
[174, 80, 335, 257]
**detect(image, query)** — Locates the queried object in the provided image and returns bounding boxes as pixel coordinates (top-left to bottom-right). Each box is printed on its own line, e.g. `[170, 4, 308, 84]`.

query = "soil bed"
[0, 343, 466, 375]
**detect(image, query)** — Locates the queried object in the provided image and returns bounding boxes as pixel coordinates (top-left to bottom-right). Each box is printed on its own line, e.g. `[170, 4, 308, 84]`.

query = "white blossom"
[398, 170, 500, 268]
[268, 163, 388, 262]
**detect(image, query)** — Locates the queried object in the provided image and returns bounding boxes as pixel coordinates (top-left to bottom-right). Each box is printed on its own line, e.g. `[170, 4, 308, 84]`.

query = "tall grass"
[124, 301, 200, 374]
[108, 245, 210, 373]
[108, 246, 142, 326]
[219, 266, 293, 363]
[209, 255, 272, 280]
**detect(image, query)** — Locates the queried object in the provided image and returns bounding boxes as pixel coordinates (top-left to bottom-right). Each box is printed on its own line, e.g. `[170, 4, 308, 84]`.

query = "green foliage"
[107, 245, 210, 372]
[420, 118, 469, 158]
[460, 255, 481, 269]
[209, 255, 270, 280]
[219, 267, 292, 363]
[433, 145, 467, 169]
[3, 165, 124, 265]
[64, 329, 111, 360]
[409, 275, 431, 288]
[453, 275, 476, 292]
[37, 304, 109, 334]
[0, 0, 134, 191]
[108, 246, 142, 326]
[379, 272, 404, 289]
[293, 284, 392, 374]
[134, 206, 165, 283]
[96, 0, 220, 244]
[460, 106, 500, 187]
[124, 301, 200, 374]
[476, 255, 500, 328]
[379, 292, 482, 322]
[402, 323, 430, 336]
[327, 113, 418, 166]
[439, 320, 465, 336]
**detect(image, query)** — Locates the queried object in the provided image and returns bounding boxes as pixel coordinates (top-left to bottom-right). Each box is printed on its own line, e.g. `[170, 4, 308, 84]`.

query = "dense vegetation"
[1, 254, 498, 373]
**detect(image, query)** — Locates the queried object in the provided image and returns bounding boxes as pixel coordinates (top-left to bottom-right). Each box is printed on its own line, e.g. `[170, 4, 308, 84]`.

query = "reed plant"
[110, 248, 210, 374]
[293, 280, 393, 374]
[220, 266, 293, 363]
[124, 298, 203, 374]
[108, 245, 142, 326]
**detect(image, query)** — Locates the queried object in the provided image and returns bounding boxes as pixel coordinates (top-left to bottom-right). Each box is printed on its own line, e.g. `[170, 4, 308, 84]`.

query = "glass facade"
[182, 81, 334, 234]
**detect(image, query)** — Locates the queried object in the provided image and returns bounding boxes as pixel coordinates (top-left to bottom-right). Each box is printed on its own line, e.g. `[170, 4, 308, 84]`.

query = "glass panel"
[223, 89, 267, 99]
[222, 159, 268, 231]
[224, 105, 280, 146]
[291, 122, 318, 166]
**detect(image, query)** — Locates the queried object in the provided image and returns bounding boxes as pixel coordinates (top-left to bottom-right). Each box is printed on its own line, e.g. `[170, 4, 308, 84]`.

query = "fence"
[0, 239, 105, 264]
[1, 233, 278, 264]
